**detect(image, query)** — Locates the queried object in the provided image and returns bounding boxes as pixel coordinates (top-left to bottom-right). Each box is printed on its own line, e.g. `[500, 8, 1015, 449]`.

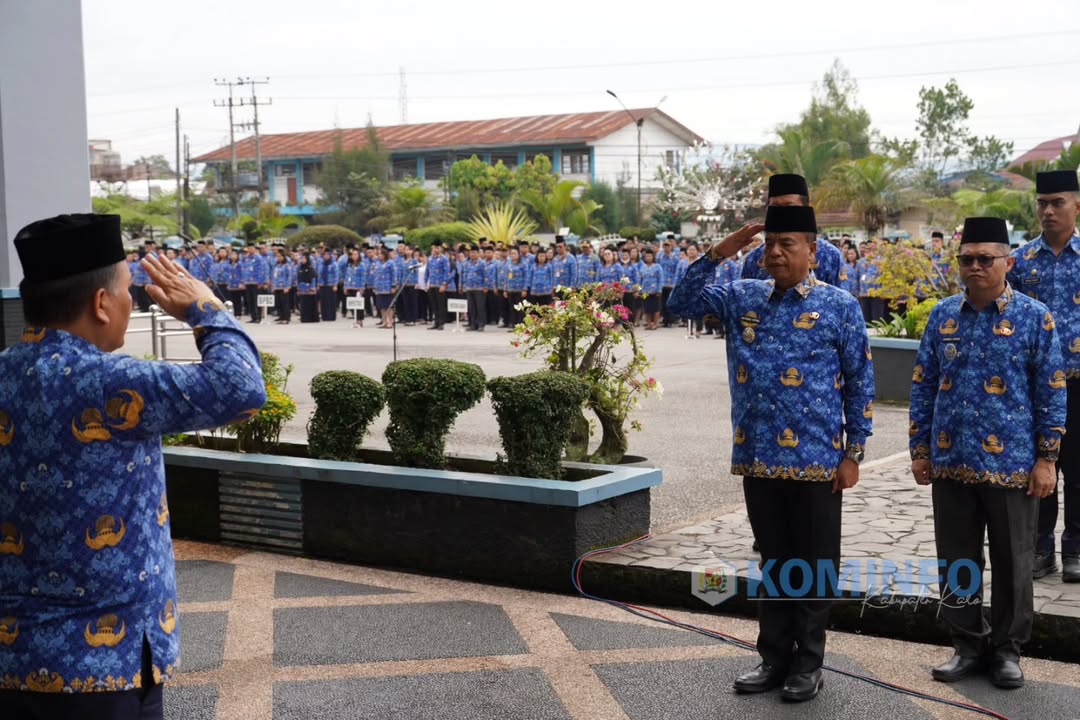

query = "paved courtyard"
[124, 315, 911, 530]
[168, 538, 1080, 720]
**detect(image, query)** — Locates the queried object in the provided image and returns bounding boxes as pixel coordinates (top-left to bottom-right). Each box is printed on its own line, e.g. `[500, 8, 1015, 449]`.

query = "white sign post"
[447, 298, 468, 332]
[346, 296, 364, 325]
[257, 294, 275, 324]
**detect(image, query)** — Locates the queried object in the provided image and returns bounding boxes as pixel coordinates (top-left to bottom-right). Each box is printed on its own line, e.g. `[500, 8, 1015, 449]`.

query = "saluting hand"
[706, 222, 766, 262]
[142, 253, 216, 322]
[911, 459, 932, 486]
[1028, 459, 1057, 498]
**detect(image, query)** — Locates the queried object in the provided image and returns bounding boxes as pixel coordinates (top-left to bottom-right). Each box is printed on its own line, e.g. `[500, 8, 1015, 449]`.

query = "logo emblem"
[982, 435, 1005, 454]
[691, 560, 739, 606]
[777, 429, 800, 448]
[944, 344, 958, 361]
[742, 326, 756, 343]
[983, 377, 1007, 395]
[1050, 370, 1067, 389]
[779, 368, 804, 387]
[939, 318, 959, 335]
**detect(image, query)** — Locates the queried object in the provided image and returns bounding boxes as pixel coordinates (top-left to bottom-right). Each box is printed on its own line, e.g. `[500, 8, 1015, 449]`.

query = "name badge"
[1022, 277, 1041, 285]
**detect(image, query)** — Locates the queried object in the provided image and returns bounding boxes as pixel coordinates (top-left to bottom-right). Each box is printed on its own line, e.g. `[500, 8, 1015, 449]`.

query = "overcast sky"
[83, 0, 1080, 168]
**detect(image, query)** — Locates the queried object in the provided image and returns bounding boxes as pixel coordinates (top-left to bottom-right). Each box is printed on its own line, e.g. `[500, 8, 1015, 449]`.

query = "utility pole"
[236, 77, 271, 201]
[182, 134, 191, 237]
[399, 67, 408, 124]
[213, 78, 241, 218]
[175, 108, 182, 235]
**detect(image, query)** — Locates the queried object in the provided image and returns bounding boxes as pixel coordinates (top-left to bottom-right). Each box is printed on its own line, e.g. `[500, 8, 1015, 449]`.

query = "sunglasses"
[957, 254, 1008, 268]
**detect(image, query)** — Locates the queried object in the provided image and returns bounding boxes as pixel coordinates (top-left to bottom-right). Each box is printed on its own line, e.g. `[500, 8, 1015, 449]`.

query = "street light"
[606, 90, 643, 227]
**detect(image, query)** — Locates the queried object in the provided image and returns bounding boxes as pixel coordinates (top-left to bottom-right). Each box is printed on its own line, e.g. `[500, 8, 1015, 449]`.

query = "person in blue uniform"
[527, 250, 555, 307]
[668, 206, 874, 703]
[639, 248, 664, 330]
[482, 246, 501, 327]
[462, 245, 487, 331]
[131, 240, 156, 313]
[503, 247, 531, 329]
[239, 243, 269, 323]
[270, 250, 293, 324]
[296, 252, 319, 323]
[658, 234, 681, 326]
[317, 249, 340, 322]
[343, 247, 366, 328]
[1007, 169, 1080, 583]
[373, 246, 399, 330]
[857, 239, 885, 323]
[912, 216, 1065, 689]
[0, 214, 265, 719]
[741, 174, 843, 287]
[425, 241, 450, 330]
[839, 245, 861, 298]
[210, 247, 230, 305]
[578, 241, 600, 286]
[225, 249, 245, 318]
[597, 248, 622, 286]
[673, 244, 703, 336]
[552, 236, 578, 292]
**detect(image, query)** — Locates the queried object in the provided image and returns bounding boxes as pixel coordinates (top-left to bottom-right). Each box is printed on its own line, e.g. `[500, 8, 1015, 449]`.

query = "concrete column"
[0, 0, 91, 347]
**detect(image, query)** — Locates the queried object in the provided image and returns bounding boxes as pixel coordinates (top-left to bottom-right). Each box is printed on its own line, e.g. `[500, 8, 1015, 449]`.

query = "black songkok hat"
[931, 231, 944, 239]
[765, 205, 817, 234]
[768, 173, 809, 199]
[15, 213, 125, 283]
[1036, 170, 1079, 194]
[960, 217, 1009, 246]
[430, 239, 443, 247]
[555, 235, 566, 243]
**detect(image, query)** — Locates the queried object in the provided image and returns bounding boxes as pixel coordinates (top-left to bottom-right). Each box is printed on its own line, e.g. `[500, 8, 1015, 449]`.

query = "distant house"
[1011, 133, 1079, 166]
[192, 109, 704, 216]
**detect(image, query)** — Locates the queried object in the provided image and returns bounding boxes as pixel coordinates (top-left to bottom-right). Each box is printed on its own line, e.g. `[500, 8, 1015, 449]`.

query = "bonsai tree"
[306, 371, 385, 460]
[382, 358, 486, 468]
[487, 371, 589, 480]
[512, 283, 662, 464]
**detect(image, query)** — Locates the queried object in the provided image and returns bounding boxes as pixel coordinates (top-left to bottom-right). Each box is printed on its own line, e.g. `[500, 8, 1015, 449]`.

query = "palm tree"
[466, 202, 538, 245]
[379, 184, 449, 230]
[818, 155, 914, 236]
[519, 180, 583, 232]
[756, 128, 849, 189]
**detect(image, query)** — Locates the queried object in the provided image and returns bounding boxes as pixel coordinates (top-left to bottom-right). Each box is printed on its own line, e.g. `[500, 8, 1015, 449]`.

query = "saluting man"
[1007, 169, 1080, 583]
[668, 205, 874, 703]
[911, 216, 1065, 689]
[0, 214, 265, 718]
[741, 174, 843, 287]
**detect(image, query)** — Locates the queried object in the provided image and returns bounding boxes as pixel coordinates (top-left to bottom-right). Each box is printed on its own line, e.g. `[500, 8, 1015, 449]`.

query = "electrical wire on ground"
[572, 535, 1011, 720]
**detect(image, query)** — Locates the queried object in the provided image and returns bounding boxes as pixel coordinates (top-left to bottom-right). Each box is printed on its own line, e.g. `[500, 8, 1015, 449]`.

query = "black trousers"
[274, 289, 291, 321]
[364, 288, 376, 318]
[506, 291, 527, 327]
[743, 476, 841, 674]
[134, 285, 151, 313]
[661, 286, 674, 326]
[1038, 379, 1080, 557]
[858, 296, 888, 324]
[467, 290, 487, 329]
[244, 284, 262, 321]
[933, 479, 1038, 661]
[400, 286, 418, 323]
[430, 289, 447, 328]
[0, 637, 162, 719]
[486, 290, 500, 325]
[318, 286, 337, 321]
[229, 289, 246, 317]
[418, 288, 429, 321]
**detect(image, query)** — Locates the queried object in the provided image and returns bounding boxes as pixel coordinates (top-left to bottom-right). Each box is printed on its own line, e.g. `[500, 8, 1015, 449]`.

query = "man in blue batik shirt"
[741, 174, 843, 287]
[0, 214, 265, 719]
[1007, 169, 1080, 584]
[912, 216, 1065, 689]
[551, 237, 578, 292]
[668, 205, 874, 703]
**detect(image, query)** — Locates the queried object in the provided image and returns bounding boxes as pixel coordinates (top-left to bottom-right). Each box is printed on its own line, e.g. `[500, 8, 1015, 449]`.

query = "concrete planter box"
[163, 443, 660, 591]
[870, 337, 920, 403]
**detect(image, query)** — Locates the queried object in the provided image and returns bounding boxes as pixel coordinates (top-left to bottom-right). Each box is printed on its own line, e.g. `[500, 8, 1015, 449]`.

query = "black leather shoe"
[733, 663, 787, 694]
[931, 654, 983, 682]
[1033, 552, 1058, 579]
[780, 669, 823, 702]
[989, 659, 1024, 689]
[1063, 555, 1080, 583]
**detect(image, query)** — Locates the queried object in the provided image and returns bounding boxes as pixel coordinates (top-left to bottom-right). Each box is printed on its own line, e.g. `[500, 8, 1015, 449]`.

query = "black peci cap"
[15, 214, 126, 283]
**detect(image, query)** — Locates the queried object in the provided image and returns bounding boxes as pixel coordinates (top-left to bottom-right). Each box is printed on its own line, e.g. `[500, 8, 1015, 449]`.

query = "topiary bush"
[288, 224, 363, 250]
[307, 371, 386, 460]
[488, 371, 590, 480]
[382, 358, 486, 468]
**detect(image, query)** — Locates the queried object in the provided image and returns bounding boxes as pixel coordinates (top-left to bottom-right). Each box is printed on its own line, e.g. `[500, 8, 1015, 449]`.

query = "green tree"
[445, 156, 516, 214]
[513, 154, 557, 197]
[372, 182, 449, 232]
[953, 187, 1039, 238]
[582, 181, 618, 234]
[819, 155, 914, 236]
[189, 196, 217, 236]
[519, 180, 584, 232]
[916, 79, 974, 175]
[965, 136, 1015, 174]
[755, 127, 849, 189]
[781, 60, 873, 159]
[315, 123, 391, 231]
[1055, 144, 1080, 171]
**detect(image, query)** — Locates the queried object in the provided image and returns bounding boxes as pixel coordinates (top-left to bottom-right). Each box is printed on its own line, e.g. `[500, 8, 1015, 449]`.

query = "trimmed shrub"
[288, 224, 363, 250]
[227, 352, 295, 453]
[488, 371, 590, 480]
[382, 358, 486, 468]
[405, 222, 475, 251]
[618, 226, 641, 240]
[307, 371, 385, 460]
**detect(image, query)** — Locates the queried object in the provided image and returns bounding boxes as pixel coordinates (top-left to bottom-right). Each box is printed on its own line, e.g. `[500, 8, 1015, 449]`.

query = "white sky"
[83, 0, 1080, 168]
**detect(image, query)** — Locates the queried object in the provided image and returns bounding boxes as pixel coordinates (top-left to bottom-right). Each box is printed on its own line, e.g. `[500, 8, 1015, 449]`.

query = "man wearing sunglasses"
[1007, 170, 1080, 583]
[911, 216, 1066, 689]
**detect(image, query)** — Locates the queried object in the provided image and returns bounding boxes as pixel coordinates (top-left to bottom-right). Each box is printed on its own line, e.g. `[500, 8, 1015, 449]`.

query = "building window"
[424, 155, 451, 181]
[490, 153, 517, 169]
[301, 162, 320, 184]
[274, 164, 296, 177]
[665, 150, 677, 170]
[393, 157, 417, 181]
[564, 151, 589, 176]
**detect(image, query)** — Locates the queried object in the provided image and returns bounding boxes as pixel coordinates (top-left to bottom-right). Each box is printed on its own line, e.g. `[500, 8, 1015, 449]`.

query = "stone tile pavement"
[166, 539, 1080, 720]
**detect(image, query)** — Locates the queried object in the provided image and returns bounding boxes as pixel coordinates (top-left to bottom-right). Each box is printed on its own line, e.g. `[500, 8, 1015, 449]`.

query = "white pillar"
[0, 0, 91, 291]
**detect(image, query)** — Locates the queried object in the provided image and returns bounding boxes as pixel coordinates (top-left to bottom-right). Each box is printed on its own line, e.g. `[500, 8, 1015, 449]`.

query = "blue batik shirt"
[131, 254, 155, 287]
[210, 259, 229, 285]
[239, 254, 268, 286]
[0, 301, 265, 693]
[857, 258, 880, 294]
[617, 263, 641, 290]
[597, 264, 622, 286]
[187, 253, 214, 283]
[461, 259, 485, 291]
[505, 261, 530, 292]
[1007, 231, 1080, 377]
[343, 263, 366, 291]
[552, 255, 577, 289]
[426, 255, 449, 288]
[910, 286, 1066, 489]
[741, 240, 843, 287]
[316, 258, 339, 286]
[658, 250, 681, 287]
[668, 258, 875, 481]
[640, 263, 664, 295]
[528, 264, 555, 295]
[270, 262, 292, 290]
[374, 260, 398, 294]
[482, 260, 498, 291]
[578, 253, 600, 284]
